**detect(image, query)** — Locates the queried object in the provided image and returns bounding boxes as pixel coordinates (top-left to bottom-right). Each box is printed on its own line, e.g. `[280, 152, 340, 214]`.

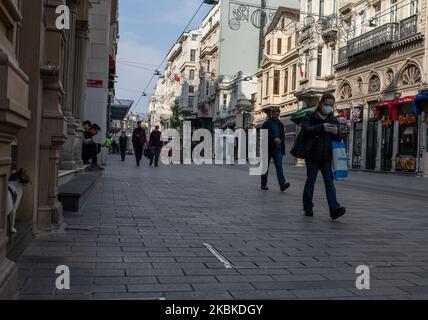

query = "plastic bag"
[332, 141, 348, 180]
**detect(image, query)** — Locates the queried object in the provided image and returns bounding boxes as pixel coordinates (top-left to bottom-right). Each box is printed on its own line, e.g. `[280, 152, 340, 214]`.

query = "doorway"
[381, 121, 394, 171]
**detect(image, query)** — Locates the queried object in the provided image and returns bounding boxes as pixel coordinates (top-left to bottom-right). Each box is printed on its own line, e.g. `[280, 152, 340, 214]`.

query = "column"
[37, 0, 67, 229]
[0, 52, 30, 299]
[60, 0, 79, 170]
[72, 20, 90, 166]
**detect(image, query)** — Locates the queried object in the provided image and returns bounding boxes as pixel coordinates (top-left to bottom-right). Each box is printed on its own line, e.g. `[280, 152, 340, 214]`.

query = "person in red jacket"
[149, 125, 163, 167]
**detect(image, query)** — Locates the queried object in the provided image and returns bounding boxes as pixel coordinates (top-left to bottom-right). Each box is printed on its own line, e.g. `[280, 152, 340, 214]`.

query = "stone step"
[58, 170, 102, 212]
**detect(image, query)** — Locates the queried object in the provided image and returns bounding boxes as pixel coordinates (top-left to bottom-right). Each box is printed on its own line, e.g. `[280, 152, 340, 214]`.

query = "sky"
[116, 0, 212, 116]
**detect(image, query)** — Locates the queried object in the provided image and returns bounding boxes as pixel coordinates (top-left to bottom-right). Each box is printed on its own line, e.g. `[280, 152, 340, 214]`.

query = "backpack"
[290, 129, 315, 160]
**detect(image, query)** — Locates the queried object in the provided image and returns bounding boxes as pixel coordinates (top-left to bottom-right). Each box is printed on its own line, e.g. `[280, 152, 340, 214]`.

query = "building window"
[207, 60, 211, 72]
[188, 96, 194, 108]
[390, 0, 397, 22]
[330, 49, 336, 75]
[287, 36, 292, 51]
[189, 70, 195, 80]
[273, 70, 280, 95]
[260, 80, 263, 103]
[281, 17, 285, 30]
[192, 34, 198, 41]
[265, 72, 269, 96]
[284, 68, 289, 94]
[266, 40, 271, 55]
[319, 0, 324, 17]
[189, 85, 195, 94]
[410, 0, 418, 15]
[190, 49, 196, 62]
[307, 0, 312, 14]
[292, 65, 297, 91]
[277, 38, 282, 54]
[317, 47, 323, 77]
[206, 81, 209, 96]
[223, 94, 227, 108]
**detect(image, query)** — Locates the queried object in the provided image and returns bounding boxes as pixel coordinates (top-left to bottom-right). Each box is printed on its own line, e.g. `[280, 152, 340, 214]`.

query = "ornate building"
[254, 6, 300, 164]
[295, 0, 340, 108]
[335, 0, 427, 174]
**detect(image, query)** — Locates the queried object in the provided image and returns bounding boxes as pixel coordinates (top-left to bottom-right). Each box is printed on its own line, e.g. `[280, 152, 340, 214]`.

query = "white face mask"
[322, 105, 333, 115]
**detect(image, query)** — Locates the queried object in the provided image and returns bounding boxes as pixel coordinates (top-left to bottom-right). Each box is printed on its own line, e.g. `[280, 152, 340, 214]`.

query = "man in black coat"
[119, 131, 128, 162]
[132, 121, 147, 167]
[261, 107, 290, 192]
[149, 125, 163, 167]
[301, 93, 346, 220]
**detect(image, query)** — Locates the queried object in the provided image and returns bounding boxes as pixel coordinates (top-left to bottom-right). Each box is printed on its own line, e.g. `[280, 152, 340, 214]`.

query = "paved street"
[16, 155, 428, 300]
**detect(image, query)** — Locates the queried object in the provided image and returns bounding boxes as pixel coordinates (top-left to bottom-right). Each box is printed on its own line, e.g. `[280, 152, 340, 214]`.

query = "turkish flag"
[174, 74, 181, 82]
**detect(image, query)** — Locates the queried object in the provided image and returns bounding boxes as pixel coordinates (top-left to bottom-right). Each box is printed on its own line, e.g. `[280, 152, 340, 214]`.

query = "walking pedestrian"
[149, 125, 163, 167]
[119, 132, 128, 161]
[132, 121, 147, 167]
[301, 93, 346, 220]
[261, 107, 290, 192]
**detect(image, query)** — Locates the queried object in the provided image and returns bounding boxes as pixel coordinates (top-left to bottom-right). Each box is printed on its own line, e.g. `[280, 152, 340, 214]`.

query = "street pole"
[258, 0, 267, 66]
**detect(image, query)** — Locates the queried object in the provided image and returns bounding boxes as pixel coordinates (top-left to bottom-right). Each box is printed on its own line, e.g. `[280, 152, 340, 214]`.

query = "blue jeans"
[261, 149, 286, 187]
[303, 159, 341, 214]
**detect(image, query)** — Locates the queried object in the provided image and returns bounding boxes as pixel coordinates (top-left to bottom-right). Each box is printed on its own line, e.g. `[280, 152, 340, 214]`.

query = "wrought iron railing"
[399, 14, 418, 39]
[338, 46, 348, 63]
[347, 23, 399, 57]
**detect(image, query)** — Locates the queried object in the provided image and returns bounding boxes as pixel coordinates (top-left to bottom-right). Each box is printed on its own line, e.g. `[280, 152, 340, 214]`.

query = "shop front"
[366, 102, 378, 170]
[351, 106, 364, 169]
[336, 108, 351, 153]
[375, 96, 418, 173]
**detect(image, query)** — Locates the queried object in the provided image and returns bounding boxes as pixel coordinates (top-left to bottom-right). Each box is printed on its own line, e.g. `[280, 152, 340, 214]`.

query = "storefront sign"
[399, 114, 417, 126]
[87, 80, 103, 88]
[395, 155, 416, 171]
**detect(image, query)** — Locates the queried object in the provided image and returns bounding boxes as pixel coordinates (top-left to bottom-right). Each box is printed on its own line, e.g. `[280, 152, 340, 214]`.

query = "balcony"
[347, 23, 399, 58]
[400, 15, 418, 39]
[338, 15, 420, 64]
[339, 0, 355, 15]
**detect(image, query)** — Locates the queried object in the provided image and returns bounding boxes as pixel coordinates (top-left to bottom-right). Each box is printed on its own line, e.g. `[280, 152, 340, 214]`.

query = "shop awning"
[290, 106, 317, 124]
[375, 96, 415, 120]
[413, 90, 428, 115]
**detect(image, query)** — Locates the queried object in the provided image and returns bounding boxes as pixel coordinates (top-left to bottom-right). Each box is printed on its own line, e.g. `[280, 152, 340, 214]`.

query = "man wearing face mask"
[301, 93, 346, 220]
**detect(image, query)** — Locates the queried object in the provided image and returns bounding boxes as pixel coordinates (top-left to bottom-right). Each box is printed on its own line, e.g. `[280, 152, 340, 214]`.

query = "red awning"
[375, 96, 415, 121]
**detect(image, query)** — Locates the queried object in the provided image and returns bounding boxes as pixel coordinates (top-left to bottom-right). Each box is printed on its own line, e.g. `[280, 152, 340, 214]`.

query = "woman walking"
[301, 93, 346, 220]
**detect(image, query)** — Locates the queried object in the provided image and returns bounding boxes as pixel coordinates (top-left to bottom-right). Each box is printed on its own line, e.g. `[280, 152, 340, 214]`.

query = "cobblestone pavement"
[16, 155, 428, 300]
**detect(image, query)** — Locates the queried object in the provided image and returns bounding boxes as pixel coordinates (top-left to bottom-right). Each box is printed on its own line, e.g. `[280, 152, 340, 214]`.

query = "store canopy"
[290, 106, 317, 124]
[413, 90, 428, 115]
[375, 96, 415, 120]
[110, 98, 133, 121]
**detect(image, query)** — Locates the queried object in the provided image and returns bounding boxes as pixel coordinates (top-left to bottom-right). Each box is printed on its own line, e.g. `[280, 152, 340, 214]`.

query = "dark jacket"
[119, 135, 128, 147]
[301, 111, 342, 161]
[132, 128, 147, 146]
[263, 118, 286, 155]
[149, 130, 163, 147]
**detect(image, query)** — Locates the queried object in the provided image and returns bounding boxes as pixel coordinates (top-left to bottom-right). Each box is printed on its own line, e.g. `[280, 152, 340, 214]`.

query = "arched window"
[339, 83, 352, 100]
[401, 65, 422, 86]
[368, 75, 381, 94]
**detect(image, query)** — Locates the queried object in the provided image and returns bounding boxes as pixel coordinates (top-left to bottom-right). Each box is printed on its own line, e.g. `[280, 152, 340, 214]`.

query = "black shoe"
[331, 207, 346, 221]
[261, 186, 269, 191]
[280, 182, 290, 192]
[304, 209, 314, 217]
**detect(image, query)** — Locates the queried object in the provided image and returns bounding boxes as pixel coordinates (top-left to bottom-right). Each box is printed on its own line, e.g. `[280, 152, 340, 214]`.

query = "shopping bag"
[332, 141, 348, 180]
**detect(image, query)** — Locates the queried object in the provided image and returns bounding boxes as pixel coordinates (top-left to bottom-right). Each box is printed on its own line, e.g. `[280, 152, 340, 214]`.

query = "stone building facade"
[335, 0, 427, 174]
[0, 0, 107, 299]
[296, 0, 340, 108]
[254, 6, 300, 164]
